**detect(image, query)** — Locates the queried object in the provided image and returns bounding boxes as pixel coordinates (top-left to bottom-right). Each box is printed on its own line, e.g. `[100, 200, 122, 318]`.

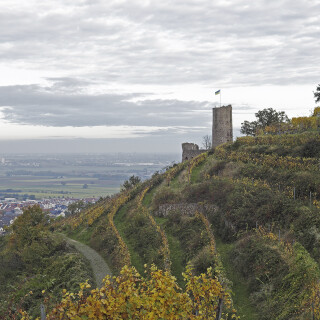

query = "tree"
[10, 205, 48, 251]
[314, 84, 320, 103]
[240, 120, 258, 136]
[121, 175, 141, 191]
[241, 108, 289, 136]
[255, 108, 288, 127]
[67, 200, 87, 216]
[202, 135, 212, 150]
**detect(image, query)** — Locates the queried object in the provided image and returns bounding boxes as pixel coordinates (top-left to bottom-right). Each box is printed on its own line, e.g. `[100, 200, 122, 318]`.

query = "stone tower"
[212, 105, 233, 148]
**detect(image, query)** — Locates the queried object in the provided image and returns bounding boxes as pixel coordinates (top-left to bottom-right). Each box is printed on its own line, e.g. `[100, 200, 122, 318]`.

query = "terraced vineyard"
[49, 130, 320, 318]
[7, 129, 320, 318]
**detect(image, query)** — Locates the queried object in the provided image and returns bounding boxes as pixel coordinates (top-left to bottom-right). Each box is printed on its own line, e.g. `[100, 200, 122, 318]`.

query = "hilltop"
[2, 109, 320, 318]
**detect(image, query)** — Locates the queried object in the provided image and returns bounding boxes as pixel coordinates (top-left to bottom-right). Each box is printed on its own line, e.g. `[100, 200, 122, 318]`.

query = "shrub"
[124, 210, 163, 268]
[182, 180, 233, 206]
[166, 213, 210, 265]
[190, 245, 215, 275]
[152, 186, 182, 210]
[232, 232, 320, 320]
[300, 139, 320, 157]
[201, 159, 227, 177]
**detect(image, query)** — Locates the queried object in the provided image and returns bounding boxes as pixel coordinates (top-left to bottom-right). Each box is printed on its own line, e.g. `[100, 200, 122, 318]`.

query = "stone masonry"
[181, 143, 206, 162]
[181, 105, 233, 161]
[212, 105, 233, 148]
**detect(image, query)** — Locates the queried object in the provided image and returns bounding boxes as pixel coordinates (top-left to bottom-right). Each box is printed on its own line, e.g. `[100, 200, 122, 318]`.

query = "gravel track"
[63, 236, 112, 287]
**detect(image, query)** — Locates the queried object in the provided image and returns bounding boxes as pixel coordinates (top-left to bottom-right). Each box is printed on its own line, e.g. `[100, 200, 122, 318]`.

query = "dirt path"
[63, 236, 112, 287]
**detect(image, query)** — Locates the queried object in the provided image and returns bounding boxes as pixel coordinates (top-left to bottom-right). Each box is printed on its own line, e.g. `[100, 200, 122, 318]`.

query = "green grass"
[167, 233, 185, 287]
[0, 175, 120, 199]
[113, 203, 145, 274]
[190, 162, 205, 183]
[0, 186, 119, 199]
[143, 186, 159, 207]
[66, 225, 95, 245]
[154, 216, 167, 226]
[215, 238, 258, 320]
[170, 169, 186, 189]
[154, 216, 185, 287]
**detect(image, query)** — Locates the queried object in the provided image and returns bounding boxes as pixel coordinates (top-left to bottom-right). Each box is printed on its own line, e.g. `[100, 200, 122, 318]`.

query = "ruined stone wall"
[156, 203, 216, 217]
[182, 143, 206, 162]
[212, 105, 233, 148]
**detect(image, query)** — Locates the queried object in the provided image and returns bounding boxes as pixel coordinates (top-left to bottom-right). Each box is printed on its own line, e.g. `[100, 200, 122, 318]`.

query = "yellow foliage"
[107, 193, 131, 267]
[215, 145, 319, 171]
[236, 131, 320, 147]
[165, 161, 190, 185]
[292, 116, 320, 130]
[313, 107, 320, 117]
[27, 265, 238, 319]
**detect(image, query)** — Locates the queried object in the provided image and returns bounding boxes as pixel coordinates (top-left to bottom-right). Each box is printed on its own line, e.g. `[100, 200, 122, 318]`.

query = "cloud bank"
[0, 0, 319, 151]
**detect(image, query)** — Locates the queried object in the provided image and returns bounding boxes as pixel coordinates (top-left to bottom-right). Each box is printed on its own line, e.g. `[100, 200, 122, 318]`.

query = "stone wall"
[156, 203, 216, 217]
[212, 105, 233, 148]
[181, 142, 206, 162]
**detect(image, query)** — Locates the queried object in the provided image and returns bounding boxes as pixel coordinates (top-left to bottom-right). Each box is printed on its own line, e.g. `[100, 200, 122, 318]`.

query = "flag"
[215, 90, 220, 95]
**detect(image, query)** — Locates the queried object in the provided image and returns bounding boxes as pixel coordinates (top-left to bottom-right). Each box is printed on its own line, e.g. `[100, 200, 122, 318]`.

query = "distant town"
[0, 196, 97, 233]
[0, 152, 179, 234]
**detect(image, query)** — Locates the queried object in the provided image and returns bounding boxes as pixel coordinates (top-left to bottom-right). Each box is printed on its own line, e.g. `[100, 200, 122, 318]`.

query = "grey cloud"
[0, 0, 319, 87]
[0, 82, 213, 128]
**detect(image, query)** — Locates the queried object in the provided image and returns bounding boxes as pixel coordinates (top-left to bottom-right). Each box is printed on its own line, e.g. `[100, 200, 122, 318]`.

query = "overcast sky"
[0, 0, 319, 154]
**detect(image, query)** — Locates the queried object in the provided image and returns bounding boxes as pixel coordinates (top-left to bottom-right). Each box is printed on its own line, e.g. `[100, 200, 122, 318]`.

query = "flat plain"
[0, 153, 178, 199]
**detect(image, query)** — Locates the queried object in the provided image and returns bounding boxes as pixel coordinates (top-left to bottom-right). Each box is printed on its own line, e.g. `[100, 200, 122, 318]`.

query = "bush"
[124, 210, 163, 267]
[232, 233, 320, 320]
[165, 212, 210, 266]
[182, 180, 233, 206]
[201, 159, 227, 177]
[300, 139, 320, 157]
[190, 245, 215, 275]
[152, 186, 182, 210]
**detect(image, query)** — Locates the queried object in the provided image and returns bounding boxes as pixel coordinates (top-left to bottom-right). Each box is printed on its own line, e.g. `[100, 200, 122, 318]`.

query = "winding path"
[63, 236, 112, 287]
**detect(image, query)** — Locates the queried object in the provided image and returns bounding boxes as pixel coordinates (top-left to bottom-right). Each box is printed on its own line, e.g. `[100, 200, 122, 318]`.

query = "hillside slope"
[6, 130, 320, 318]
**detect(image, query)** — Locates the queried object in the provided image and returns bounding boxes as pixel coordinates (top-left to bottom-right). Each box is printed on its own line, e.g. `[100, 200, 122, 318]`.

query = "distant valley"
[0, 153, 179, 200]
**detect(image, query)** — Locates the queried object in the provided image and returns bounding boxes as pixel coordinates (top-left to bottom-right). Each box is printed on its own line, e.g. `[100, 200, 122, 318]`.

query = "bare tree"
[202, 135, 212, 150]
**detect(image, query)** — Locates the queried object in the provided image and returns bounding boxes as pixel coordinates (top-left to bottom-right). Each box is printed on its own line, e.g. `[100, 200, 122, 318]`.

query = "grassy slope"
[190, 161, 206, 183]
[189, 159, 256, 318]
[143, 175, 186, 286]
[65, 157, 256, 317]
[67, 224, 95, 245]
[215, 238, 258, 320]
[53, 131, 320, 318]
[62, 211, 117, 273]
[113, 203, 145, 274]
[154, 216, 185, 286]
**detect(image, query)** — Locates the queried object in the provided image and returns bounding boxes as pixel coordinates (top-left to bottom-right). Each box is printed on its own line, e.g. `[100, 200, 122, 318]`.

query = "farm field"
[0, 153, 178, 199]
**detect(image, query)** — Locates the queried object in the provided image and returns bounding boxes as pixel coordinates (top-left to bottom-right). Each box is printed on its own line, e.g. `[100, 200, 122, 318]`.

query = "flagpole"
[214, 89, 221, 107]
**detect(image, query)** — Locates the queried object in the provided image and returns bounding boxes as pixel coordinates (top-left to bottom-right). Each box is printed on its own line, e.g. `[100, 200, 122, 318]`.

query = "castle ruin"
[212, 105, 233, 148]
[181, 143, 205, 162]
[182, 105, 233, 161]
